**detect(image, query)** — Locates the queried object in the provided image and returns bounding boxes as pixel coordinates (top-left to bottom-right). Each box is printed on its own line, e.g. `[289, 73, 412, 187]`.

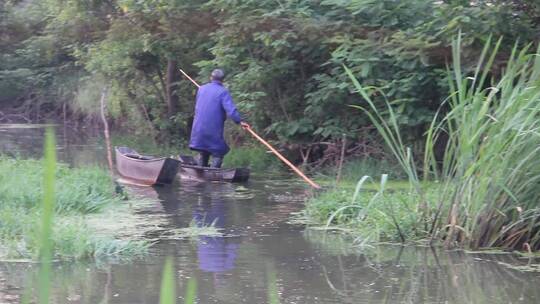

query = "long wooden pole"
[336, 133, 346, 184]
[243, 125, 321, 189]
[179, 69, 321, 189]
[179, 69, 199, 88]
[99, 88, 114, 175]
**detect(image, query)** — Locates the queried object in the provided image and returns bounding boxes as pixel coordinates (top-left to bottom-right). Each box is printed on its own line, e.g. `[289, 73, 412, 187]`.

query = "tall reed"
[39, 128, 56, 304]
[267, 263, 281, 304]
[159, 256, 198, 304]
[434, 36, 540, 249]
[159, 257, 176, 304]
[348, 35, 540, 250]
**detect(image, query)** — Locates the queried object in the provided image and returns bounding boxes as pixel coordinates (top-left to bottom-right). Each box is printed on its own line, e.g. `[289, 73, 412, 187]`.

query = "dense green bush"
[1, 1, 539, 160]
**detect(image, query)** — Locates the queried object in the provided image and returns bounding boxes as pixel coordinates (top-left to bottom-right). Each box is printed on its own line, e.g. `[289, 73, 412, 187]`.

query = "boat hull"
[177, 155, 250, 182]
[178, 165, 250, 182]
[115, 147, 180, 185]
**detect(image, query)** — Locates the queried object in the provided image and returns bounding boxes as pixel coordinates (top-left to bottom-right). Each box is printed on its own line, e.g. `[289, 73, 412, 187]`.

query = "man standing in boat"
[189, 69, 249, 168]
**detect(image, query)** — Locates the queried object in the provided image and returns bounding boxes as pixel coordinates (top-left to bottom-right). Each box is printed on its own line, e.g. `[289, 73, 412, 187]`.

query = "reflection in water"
[191, 184, 240, 274]
[0, 124, 106, 166]
[309, 240, 540, 303]
[0, 268, 20, 303]
[1, 125, 540, 303]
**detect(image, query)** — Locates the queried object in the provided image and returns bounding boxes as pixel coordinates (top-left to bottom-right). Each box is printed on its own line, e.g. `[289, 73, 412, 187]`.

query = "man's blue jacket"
[189, 80, 242, 157]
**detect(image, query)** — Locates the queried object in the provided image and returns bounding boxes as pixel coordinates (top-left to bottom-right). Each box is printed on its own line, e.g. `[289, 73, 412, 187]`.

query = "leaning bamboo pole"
[99, 88, 114, 174]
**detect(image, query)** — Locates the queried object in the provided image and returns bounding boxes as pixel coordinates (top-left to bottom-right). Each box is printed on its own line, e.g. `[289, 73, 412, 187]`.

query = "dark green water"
[1, 124, 539, 303]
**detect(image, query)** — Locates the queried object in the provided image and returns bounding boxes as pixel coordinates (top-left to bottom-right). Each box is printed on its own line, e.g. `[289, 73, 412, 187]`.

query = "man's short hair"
[211, 69, 225, 81]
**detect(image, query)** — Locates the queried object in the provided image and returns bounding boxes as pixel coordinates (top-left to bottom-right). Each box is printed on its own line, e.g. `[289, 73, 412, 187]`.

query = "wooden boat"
[115, 147, 180, 185]
[177, 155, 250, 183]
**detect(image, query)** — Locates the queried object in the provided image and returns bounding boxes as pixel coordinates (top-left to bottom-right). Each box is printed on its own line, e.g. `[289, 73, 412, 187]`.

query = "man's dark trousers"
[197, 151, 223, 168]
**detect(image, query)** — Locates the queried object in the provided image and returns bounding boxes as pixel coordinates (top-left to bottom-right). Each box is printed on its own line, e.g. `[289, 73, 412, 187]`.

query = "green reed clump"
[427, 37, 540, 249]
[343, 35, 540, 250]
[301, 175, 436, 243]
[0, 157, 116, 213]
[0, 154, 148, 260]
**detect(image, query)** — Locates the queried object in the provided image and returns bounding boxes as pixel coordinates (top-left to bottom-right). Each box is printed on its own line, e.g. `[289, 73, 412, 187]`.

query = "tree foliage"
[0, 0, 538, 150]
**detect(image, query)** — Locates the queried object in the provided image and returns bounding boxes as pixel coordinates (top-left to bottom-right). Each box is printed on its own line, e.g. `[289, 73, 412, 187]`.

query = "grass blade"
[159, 257, 176, 304]
[267, 263, 280, 304]
[38, 127, 56, 304]
[184, 278, 197, 304]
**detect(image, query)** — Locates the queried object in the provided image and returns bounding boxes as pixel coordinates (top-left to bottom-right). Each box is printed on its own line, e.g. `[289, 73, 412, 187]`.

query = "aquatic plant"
[428, 36, 540, 250]
[0, 152, 149, 260]
[14, 128, 150, 303]
[0, 157, 118, 214]
[184, 277, 197, 304]
[267, 263, 280, 304]
[301, 176, 434, 244]
[158, 256, 199, 304]
[345, 35, 540, 250]
[38, 128, 55, 304]
[161, 219, 224, 239]
[159, 257, 176, 304]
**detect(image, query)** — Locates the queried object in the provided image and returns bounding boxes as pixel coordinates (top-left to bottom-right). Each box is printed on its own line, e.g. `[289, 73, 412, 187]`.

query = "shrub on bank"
[224, 146, 281, 171]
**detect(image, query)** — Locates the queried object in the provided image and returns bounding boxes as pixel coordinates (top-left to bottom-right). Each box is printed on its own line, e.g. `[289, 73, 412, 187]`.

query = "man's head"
[210, 69, 225, 82]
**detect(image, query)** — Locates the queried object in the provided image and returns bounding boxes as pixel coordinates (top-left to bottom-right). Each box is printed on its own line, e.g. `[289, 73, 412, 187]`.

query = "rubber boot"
[197, 151, 210, 167]
[210, 156, 223, 168]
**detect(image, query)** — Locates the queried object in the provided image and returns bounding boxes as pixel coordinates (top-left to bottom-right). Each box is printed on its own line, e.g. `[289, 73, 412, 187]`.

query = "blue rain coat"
[189, 81, 242, 157]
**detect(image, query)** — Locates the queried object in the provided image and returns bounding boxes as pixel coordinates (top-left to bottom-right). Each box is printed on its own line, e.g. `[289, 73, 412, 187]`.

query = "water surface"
[1, 124, 539, 303]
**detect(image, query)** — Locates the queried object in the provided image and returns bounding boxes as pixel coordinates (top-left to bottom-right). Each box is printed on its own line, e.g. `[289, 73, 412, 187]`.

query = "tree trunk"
[165, 59, 180, 116]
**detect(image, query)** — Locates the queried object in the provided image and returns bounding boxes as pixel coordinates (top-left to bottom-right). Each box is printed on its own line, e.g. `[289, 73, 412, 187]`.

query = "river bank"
[299, 41, 540, 254]
[0, 156, 151, 261]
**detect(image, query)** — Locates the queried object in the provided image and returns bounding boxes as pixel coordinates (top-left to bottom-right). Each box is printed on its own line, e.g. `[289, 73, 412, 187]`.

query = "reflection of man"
[193, 193, 239, 274]
[189, 69, 249, 168]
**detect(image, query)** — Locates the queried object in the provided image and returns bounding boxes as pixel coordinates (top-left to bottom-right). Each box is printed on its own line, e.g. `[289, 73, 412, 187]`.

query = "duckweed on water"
[0, 156, 149, 260]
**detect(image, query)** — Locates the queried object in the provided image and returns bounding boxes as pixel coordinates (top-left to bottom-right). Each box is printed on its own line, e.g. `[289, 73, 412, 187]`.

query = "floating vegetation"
[160, 220, 224, 240]
[496, 261, 540, 273]
[222, 185, 257, 200]
[85, 199, 166, 240]
[268, 192, 306, 203]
